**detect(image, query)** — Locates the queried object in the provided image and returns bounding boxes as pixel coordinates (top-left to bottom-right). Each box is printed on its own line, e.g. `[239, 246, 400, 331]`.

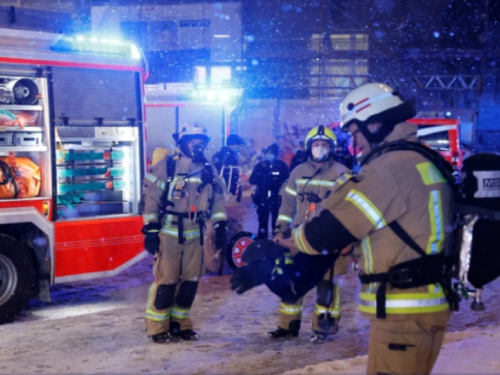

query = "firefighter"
[249, 143, 289, 239]
[270, 125, 350, 342]
[212, 134, 245, 201]
[142, 123, 227, 344]
[277, 83, 452, 374]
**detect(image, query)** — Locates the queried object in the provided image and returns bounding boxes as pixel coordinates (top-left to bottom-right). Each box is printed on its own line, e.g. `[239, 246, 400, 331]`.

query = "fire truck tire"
[225, 231, 257, 270]
[0, 234, 36, 324]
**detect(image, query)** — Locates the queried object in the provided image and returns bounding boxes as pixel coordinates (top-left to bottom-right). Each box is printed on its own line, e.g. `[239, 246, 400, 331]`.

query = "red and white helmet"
[340, 83, 404, 131]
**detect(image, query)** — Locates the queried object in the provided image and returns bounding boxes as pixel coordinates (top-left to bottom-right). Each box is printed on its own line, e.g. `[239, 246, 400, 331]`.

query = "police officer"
[270, 126, 350, 342]
[249, 143, 289, 239]
[279, 83, 452, 375]
[142, 123, 227, 343]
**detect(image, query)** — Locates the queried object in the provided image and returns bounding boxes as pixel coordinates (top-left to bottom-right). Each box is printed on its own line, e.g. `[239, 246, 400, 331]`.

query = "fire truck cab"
[408, 117, 463, 169]
[0, 28, 146, 323]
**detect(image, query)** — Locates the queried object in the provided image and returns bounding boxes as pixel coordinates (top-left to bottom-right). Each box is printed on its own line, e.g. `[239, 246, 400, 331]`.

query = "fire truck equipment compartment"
[0, 156, 41, 199]
[12, 133, 42, 147]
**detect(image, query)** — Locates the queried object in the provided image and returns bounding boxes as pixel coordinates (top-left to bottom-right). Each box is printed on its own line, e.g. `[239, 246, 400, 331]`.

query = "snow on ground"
[285, 326, 500, 375]
[1, 202, 500, 374]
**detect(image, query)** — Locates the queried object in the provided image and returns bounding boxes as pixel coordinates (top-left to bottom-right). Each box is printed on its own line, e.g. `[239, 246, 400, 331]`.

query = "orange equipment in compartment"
[0, 155, 40, 198]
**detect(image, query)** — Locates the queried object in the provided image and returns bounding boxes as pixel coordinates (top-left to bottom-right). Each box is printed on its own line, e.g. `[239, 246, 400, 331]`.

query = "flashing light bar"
[52, 35, 142, 60]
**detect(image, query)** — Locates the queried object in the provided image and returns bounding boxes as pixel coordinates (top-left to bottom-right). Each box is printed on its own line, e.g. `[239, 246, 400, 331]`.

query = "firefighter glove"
[142, 222, 161, 255]
[213, 221, 227, 250]
[230, 259, 274, 295]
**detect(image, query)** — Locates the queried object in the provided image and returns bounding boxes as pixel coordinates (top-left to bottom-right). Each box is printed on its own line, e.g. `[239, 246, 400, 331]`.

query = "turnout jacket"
[292, 123, 452, 324]
[142, 154, 227, 243]
[276, 157, 349, 233]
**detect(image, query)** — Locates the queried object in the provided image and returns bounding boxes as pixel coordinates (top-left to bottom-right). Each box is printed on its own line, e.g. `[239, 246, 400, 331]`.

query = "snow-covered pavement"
[1, 205, 500, 374]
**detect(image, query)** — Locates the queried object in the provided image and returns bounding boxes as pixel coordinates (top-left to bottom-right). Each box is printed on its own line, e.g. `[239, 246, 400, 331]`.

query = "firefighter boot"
[268, 320, 301, 340]
[170, 321, 200, 341]
[152, 331, 171, 344]
[310, 315, 340, 343]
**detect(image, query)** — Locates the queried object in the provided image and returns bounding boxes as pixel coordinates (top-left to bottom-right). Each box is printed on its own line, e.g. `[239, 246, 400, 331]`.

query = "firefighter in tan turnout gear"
[270, 125, 350, 343]
[142, 124, 227, 344]
[279, 83, 453, 374]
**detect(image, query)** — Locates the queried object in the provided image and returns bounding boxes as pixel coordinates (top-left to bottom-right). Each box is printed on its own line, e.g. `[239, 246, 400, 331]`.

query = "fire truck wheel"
[0, 234, 36, 324]
[225, 231, 257, 270]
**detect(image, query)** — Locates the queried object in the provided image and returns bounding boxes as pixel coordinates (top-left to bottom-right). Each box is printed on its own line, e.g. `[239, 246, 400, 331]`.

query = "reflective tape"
[345, 190, 386, 230]
[293, 225, 311, 254]
[286, 186, 297, 196]
[145, 309, 171, 322]
[143, 213, 159, 223]
[172, 307, 190, 319]
[314, 304, 341, 318]
[427, 190, 444, 255]
[336, 173, 353, 186]
[145, 283, 171, 322]
[296, 179, 336, 187]
[359, 291, 449, 314]
[277, 214, 293, 223]
[186, 177, 202, 184]
[157, 180, 166, 191]
[145, 173, 157, 184]
[161, 226, 200, 240]
[211, 212, 228, 221]
[416, 162, 445, 186]
[361, 236, 376, 289]
[279, 302, 303, 315]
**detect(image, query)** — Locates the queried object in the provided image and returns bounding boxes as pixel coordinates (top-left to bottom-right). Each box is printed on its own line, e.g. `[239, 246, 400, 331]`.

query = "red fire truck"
[0, 28, 147, 323]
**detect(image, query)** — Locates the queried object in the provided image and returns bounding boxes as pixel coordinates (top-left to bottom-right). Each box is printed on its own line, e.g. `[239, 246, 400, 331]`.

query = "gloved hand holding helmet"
[142, 222, 161, 255]
[305, 125, 337, 163]
[230, 239, 339, 300]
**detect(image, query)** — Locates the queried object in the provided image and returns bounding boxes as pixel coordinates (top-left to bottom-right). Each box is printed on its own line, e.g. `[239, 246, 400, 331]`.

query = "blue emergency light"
[51, 34, 141, 60]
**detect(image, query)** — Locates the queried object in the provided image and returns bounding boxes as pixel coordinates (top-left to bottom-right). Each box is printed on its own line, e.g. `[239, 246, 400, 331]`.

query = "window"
[211, 66, 231, 85]
[417, 126, 450, 151]
[309, 59, 369, 98]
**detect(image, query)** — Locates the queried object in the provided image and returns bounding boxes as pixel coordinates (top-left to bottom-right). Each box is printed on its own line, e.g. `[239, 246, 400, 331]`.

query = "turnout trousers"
[256, 196, 281, 239]
[367, 319, 446, 375]
[278, 268, 342, 334]
[145, 234, 203, 336]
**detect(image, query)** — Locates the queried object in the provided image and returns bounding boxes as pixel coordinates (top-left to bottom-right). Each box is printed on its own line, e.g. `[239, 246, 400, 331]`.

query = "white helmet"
[340, 83, 405, 131]
[174, 123, 210, 144]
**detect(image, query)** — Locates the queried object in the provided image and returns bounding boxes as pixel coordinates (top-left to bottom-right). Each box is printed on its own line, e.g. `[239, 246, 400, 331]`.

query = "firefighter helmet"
[173, 123, 210, 144]
[305, 125, 337, 150]
[340, 83, 415, 132]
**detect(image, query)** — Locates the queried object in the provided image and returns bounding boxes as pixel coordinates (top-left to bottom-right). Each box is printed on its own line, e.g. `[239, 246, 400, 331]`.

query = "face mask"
[312, 146, 329, 161]
[191, 143, 207, 163]
[265, 154, 275, 162]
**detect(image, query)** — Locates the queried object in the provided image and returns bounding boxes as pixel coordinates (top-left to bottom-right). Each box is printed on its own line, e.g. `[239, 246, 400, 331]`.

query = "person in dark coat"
[249, 143, 290, 239]
[212, 134, 245, 201]
[289, 140, 308, 171]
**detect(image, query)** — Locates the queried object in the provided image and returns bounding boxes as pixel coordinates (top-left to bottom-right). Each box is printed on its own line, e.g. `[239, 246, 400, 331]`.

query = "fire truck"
[0, 28, 147, 323]
[409, 117, 463, 169]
